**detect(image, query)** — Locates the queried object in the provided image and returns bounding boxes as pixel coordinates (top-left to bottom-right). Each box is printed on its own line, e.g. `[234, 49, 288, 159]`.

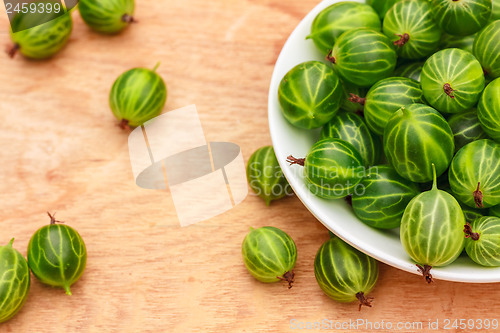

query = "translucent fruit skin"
[384, 104, 454, 183]
[109, 67, 167, 127]
[27, 224, 87, 295]
[0, 240, 30, 323]
[400, 168, 465, 267]
[10, 8, 72, 59]
[314, 237, 378, 303]
[331, 28, 397, 88]
[477, 78, 500, 142]
[79, 0, 135, 34]
[449, 139, 500, 208]
[246, 146, 290, 206]
[308, 2, 381, 53]
[432, 0, 492, 36]
[465, 217, 500, 267]
[241, 227, 297, 283]
[278, 61, 342, 129]
[383, 0, 442, 60]
[352, 165, 421, 229]
[421, 48, 485, 114]
[473, 20, 500, 78]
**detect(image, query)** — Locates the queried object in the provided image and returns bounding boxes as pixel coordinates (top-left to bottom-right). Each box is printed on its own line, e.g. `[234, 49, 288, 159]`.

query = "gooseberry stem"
[153, 62, 161, 72]
[121, 14, 136, 23]
[464, 222, 480, 241]
[431, 163, 437, 191]
[119, 119, 131, 130]
[8, 238, 14, 247]
[286, 155, 305, 166]
[443, 83, 455, 98]
[416, 264, 433, 284]
[355, 292, 374, 311]
[348, 94, 366, 106]
[47, 212, 63, 225]
[276, 270, 295, 289]
[7, 44, 20, 58]
[326, 50, 336, 64]
[393, 33, 410, 47]
[473, 182, 484, 208]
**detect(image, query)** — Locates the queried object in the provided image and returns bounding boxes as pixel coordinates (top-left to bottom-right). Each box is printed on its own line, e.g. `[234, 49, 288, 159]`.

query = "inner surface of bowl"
[268, 0, 500, 283]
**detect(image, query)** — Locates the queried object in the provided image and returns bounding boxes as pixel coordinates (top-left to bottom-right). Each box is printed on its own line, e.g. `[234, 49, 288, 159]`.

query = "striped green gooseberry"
[109, 63, 167, 129]
[287, 138, 365, 199]
[363, 77, 424, 135]
[278, 61, 342, 129]
[246, 146, 291, 206]
[0, 239, 30, 323]
[8, 3, 72, 59]
[383, 0, 442, 60]
[393, 62, 425, 82]
[307, 2, 380, 53]
[447, 108, 488, 152]
[27, 213, 87, 295]
[449, 139, 500, 209]
[241, 226, 297, 288]
[421, 48, 485, 114]
[464, 217, 500, 267]
[400, 164, 465, 283]
[432, 0, 492, 36]
[473, 20, 500, 78]
[439, 33, 476, 54]
[384, 103, 454, 183]
[314, 235, 379, 311]
[327, 28, 397, 88]
[477, 78, 500, 142]
[490, 205, 500, 217]
[366, 0, 403, 19]
[352, 165, 420, 229]
[78, 0, 135, 34]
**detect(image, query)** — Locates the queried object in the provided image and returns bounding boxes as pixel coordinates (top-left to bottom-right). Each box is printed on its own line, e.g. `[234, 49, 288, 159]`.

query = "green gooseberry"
[393, 62, 425, 82]
[384, 103, 454, 183]
[449, 139, 500, 209]
[491, 205, 500, 217]
[314, 236, 379, 310]
[278, 61, 342, 129]
[8, 5, 72, 59]
[383, 0, 442, 60]
[448, 108, 489, 152]
[439, 33, 476, 54]
[307, 2, 381, 53]
[352, 165, 420, 229]
[492, 0, 500, 20]
[464, 217, 500, 267]
[287, 138, 365, 199]
[473, 20, 500, 78]
[477, 78, 500, 142]
[340, 80, 367, 114]
[241, 226, 297, 288]
[400, 164, 465, 282]
[246, 146, 290, 206]
[0, 239, 30, 323]
[320, 111, 382, 166]
[27, 213, 87, 295]
[78, 0, 135, 34]
[327, 28, 397, 88]
[364, 77, 424, 135]
[109, 63, 167, 129]
[432, 0, 492, 36]
[421, 48, 485, 114]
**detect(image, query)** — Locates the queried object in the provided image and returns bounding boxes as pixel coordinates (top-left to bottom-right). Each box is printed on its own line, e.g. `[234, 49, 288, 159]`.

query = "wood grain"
[0, 1, 499, 332]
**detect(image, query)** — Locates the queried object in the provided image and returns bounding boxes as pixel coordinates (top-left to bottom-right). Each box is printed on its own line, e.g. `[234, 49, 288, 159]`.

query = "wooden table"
[0, 1, 499, 332]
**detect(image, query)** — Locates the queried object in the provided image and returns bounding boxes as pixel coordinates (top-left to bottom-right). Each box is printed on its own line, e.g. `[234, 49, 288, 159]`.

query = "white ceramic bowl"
[268, 0, 500, 283]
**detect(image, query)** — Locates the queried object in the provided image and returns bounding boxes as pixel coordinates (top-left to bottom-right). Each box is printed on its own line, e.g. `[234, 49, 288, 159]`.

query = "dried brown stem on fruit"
[47, 212, 63, 225]
[277, 270, 295, 289]
[464, 222, 480, 241]
[394, 33, 410, 47]
[326, 50, 336, 64]
[356, 292, 374, 311]
[121, 14, 137, 23]
[443, 83, 455, 98]
[348, 93, 366, 106]
[286, 155, 305, 166]
[416, 264, 433, 284]
[7, 44, 19, 58]
[119, 119, 131, 130]
[473, 182, 484, 208]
